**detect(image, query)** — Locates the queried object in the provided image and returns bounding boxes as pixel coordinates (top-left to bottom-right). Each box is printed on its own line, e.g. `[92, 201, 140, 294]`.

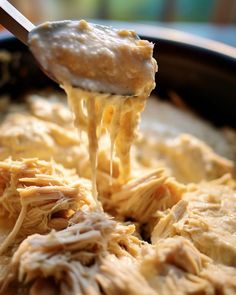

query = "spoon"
[0, 0, 156, 96]
[0, 0, 34, 45]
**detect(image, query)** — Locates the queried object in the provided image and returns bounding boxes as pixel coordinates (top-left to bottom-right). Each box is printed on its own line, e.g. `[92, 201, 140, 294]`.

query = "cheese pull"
[29, 19, 157, 202]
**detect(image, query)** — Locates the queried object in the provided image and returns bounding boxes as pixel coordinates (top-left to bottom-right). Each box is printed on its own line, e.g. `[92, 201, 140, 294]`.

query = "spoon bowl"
[0, 1, 157, 97]
[28, 20, 157, 96]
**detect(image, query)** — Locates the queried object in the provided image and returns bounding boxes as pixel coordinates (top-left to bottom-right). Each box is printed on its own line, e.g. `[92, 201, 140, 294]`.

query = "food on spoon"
[28, 20, 157, 96]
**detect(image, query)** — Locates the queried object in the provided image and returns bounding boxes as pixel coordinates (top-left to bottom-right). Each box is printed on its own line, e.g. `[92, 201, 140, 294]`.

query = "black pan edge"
[0, 23, 236, 127]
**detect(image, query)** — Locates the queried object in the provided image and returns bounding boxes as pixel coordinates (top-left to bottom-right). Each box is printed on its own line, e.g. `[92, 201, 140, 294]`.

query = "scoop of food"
[28, 20, 157, 96]
[1, 1, 156, 96]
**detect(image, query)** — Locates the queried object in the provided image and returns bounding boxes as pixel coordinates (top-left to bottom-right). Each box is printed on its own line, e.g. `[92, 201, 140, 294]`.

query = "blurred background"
[7, 0, 236, 23]
[1, 0, 236, 46]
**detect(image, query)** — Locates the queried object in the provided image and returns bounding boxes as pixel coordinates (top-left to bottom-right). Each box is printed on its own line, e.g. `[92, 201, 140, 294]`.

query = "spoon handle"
[0, 0, 35, 45]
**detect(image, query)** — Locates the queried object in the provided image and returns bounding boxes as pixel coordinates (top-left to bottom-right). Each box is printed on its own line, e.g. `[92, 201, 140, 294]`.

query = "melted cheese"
[64, 85, 146, 203]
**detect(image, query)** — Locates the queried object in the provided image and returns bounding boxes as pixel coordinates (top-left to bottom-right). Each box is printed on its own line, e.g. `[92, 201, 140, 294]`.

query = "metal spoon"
[0, 0, 34, 45]
[0, 0, 156, 96]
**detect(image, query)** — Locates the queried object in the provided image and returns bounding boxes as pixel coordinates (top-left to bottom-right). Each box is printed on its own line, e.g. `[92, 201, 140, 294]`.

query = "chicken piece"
[97, 255, 157, 295]
[109, 170, 185, 228]
[136, 134, 234, 183]
[151, 200, 188, 243]
[107, 221, 142, 258]
[1, 211, 143, 295]
[200, 263, 236, 294]
[1, 211, 114, 295]
[140, 237, 213, 295]
[27, 93, 73, 128]
[0, 158, 95, 255]
[100, 238, 236, 295]
[70, 211, 143, 260]
[152, 174, 236, 266]
[0, 113, 85, 169]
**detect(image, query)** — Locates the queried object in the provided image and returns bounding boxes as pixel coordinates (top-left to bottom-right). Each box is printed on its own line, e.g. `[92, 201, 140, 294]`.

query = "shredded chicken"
[0, 93, 236, 294]
[141, 236, 236, 295]
[152, 174, 236, 266]
[97, 255, 157, 295]
[109, 170, 185, 226]
[200, 263, 236, 294]
[1, 211, 143, 294]
[151, 200, 188, 243]
[0, 158, 94, 255]
[141, 237, 212, 294]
